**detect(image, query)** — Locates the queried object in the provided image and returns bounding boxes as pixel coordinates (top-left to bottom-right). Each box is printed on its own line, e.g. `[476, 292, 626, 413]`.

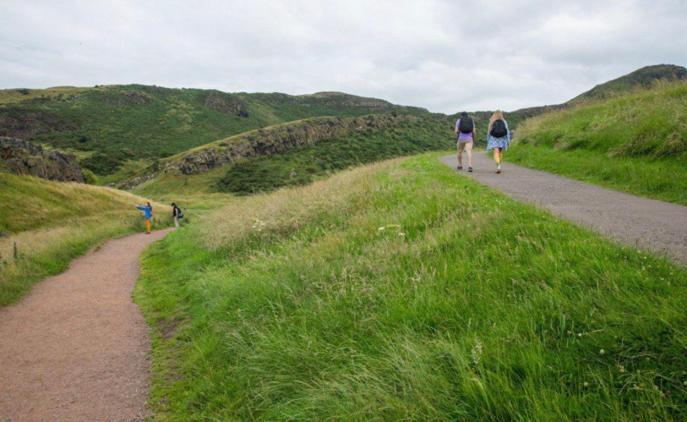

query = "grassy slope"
[131, 115, 452, 196]
[508, 82, 687, 204]
[0, 172, 171, 306]
[216, 124, 449, 194]
[569, 64, 687, 103]
[449, 64, 687, 147]
[136, 154, 687, 420]
[0, 85, 428, 178]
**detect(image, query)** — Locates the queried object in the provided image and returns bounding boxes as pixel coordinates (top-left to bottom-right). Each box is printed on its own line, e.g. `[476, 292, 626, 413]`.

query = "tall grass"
[510, 82, 687, 203]
[136, 153, 687, 420]
[0, 172, 170, 306]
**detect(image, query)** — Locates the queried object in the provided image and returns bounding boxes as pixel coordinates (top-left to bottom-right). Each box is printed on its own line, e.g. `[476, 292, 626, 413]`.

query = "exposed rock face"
[0, 137, 84, 182]
[203, 92, 249, 117]
[102, 90, 152, 106]
[119, 113, 419, 189]
[0, 108, 78, 141]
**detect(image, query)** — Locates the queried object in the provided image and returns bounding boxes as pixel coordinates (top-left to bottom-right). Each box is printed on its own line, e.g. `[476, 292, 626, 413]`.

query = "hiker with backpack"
[486, 111, 511, 174]
[171, 202, 184, 229]
[136, 202, 153, 234]
[454, 111, 475, 172]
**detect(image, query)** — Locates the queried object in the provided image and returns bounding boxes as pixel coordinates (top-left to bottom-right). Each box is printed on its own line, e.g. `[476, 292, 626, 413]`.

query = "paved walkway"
[441, 154, 687, 265]
[0, 229, 172, 421]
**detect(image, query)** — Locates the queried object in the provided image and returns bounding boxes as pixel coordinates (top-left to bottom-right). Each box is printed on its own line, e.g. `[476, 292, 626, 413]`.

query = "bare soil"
[0, 229, 172, 421]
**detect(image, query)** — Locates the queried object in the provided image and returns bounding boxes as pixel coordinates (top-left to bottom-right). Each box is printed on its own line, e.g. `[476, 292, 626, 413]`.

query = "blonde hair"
[488, 110, 505, 131]
[489, 110, 504, 125]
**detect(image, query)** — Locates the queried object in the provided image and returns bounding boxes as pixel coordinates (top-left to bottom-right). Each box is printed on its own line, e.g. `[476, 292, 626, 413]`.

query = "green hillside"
[449, 64, 687, 144]
[128, 114, 452, 196]
[509, 82, 687, 204]
[570, 64, 687, 103]
[0, 172, 170, 305]
[136, 154, 687, 420]
[0, 85, 428, 177]
[2, 65, 680, 183]
[217, 119, 450, 194]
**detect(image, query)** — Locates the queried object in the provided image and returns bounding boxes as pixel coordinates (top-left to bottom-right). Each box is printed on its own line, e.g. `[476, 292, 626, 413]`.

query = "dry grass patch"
[199, 159, 402, 250]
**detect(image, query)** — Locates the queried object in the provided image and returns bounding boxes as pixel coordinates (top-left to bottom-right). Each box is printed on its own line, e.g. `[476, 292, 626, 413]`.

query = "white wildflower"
[252, 218, 266, 231]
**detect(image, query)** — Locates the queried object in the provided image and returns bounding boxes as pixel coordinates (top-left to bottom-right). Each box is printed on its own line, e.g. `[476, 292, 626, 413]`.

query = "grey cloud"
[0, 0, 685, 112]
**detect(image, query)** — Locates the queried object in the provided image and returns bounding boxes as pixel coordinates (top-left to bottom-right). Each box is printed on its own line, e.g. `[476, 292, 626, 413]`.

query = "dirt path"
[0, 229, 172, 421]
[441, 153, 687, 265]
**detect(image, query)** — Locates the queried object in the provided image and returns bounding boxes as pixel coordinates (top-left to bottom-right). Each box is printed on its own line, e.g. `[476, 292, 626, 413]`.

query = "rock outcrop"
[119, 113, 420, 189]
[0, 108, 78, 141]
[203, 92, 250, 117]
[0, 137, 85, 182]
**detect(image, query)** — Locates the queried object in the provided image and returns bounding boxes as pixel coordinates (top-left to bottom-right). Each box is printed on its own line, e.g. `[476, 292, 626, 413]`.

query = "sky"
[1, 0, 686, 113]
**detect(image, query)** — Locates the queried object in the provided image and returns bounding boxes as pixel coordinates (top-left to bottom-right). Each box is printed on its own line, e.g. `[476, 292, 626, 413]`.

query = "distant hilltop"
[570, 64, 687, 103]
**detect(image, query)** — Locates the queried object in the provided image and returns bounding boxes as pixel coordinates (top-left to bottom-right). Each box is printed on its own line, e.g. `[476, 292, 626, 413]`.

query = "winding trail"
[0, 229, 172, 421]
[441, 154, 687, 265]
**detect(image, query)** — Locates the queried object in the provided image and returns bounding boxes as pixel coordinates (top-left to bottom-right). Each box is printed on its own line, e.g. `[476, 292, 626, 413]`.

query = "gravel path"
[0, 229, 172, 421]
[441, 153, 687, 265]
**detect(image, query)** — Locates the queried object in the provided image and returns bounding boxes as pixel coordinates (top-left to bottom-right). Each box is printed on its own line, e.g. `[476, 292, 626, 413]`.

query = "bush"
[217, 121, 451, 194]
[81, 168, 99, 185]
[81, 152, 125, 175]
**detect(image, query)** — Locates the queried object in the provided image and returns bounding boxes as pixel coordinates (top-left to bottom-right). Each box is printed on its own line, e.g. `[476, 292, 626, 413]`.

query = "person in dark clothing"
[171, 202, 183, 229]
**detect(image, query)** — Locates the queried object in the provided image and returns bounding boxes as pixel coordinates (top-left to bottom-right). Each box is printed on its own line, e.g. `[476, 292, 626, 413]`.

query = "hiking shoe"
[457, 166, 463, 171]
[496, 169, 501, 174]
[468, 167, 473, 172]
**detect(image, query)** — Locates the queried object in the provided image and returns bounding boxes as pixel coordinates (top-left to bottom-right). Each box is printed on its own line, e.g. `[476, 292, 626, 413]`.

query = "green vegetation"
[125, 114, 451, 195]
[450, 64, 687, 147]
[0, 85, 428, 178]
[131, 166, 229, 199]
[569, 64, 687, 103]
[2, 65, 681, 182]
[0, 172, 170, 306]
[217, 117, 451, 194]
[0, 86, 91, 105]
[4, 64, 687, 418]
[136, 154, 687, 420]
[509, 82, 687, 204]
[98, 159, 151, 186]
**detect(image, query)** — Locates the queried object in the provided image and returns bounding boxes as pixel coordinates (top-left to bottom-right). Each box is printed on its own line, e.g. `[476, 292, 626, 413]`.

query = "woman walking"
[454, 111, 475, 172]
[486, 111, 511, 174]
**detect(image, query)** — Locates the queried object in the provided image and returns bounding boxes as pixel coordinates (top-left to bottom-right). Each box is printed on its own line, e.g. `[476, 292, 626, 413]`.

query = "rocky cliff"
[120, 113, 422, 189]
[0, 137, 84, 182]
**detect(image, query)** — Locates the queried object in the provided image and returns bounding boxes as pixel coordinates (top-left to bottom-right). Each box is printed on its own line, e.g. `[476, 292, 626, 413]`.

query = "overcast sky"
[1, 0, 686, 113]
